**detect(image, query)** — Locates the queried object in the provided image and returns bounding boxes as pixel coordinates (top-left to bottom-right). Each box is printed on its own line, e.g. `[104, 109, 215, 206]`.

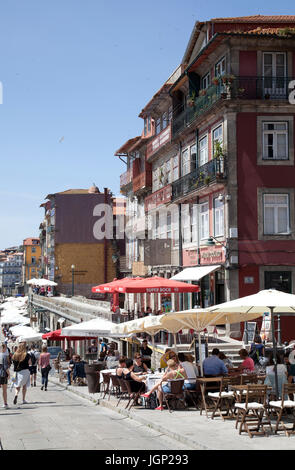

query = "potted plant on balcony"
[237, 87, 245, 99]
[187, 90, 196, 107]
[199, 89, 207, 97]
[204, 175, 211, 186]
[221, 74, 235, 99]
[212, 76, 220, 86]
[213, 141, 225, 177]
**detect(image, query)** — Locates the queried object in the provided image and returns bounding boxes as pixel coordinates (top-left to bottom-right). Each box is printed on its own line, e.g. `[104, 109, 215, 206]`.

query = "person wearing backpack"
[249, 335, 265, 365]
[28, 345, 37, 387]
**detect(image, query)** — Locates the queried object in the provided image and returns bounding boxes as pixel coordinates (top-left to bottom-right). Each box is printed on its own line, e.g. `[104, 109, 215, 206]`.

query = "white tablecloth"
[145, 373, 165, 391]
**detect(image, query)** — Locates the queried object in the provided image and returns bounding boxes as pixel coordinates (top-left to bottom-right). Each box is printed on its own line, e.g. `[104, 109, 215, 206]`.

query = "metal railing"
[172, 76, 294, 137]
[172, 157, 226, 200]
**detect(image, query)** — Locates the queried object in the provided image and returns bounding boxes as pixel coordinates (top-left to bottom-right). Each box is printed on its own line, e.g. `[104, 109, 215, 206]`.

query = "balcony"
[146, 124, 171, 161]
[133, 170, 152, 194]
[172, 76, 294, 137]
[120, 168, 132, 189]
[144, 185, 172, 212]
[172, 157, 226, 201]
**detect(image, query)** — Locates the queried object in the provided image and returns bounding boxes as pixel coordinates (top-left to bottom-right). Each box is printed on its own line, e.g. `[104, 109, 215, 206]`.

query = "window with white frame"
[212, 125, 223, 157]
[172, 207, 179, 246]
[262, 122, 288, 160]
[202, 72, 210, 90]
[182, 204, 191, 245]
[152, 168, 159, 192]
[166, 159, 171, 183]
[200, 202, 209, 240]
[167, 211, 172, 239]
[214, 198, 224, 237]
[155, 117, 161, 135]
[215, 57, 226, 76]
[199, 135, 208, 166]
[159, 210, 167, 239]
[190, 144, 197, 170]
[263, 194, 290, 235]
[172, 155, 179, 181]
[191, 204, 198, 243]
[181, 148, 190, 176]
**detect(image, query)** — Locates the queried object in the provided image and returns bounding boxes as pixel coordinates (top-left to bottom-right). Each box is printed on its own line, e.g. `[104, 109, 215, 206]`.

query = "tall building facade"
[22, 237, 41, 287]
[39, 185, 119, 297]
[117, 15, 295, 339]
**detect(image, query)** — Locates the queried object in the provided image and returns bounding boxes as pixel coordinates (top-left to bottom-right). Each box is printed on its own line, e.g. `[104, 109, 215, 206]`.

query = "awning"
[170, 265, 221, 281]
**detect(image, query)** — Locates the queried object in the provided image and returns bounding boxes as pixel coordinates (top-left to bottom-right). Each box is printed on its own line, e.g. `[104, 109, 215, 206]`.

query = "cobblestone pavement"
[0, 379, 195, 451]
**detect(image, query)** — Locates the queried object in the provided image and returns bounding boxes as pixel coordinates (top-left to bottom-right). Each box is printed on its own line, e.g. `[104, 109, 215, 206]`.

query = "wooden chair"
[208, 375, 240, 420]
[183, 380, 199, 410]
[101, 372, 111, 399]
[108, 374, 121, 401]
[240, 374, 258, 385]
[161, 379, 186, 413]
[234, 384, 272, 438]
[269, 383, 295, 436]
[124, 380, 145, 411]
[116, 377, 129, 407]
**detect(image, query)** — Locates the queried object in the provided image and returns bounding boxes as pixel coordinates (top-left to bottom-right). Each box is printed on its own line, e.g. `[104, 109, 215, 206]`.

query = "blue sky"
[0, 0, 293, 249]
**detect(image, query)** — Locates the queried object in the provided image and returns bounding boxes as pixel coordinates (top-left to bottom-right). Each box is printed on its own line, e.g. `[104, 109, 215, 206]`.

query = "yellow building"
[23, 237, 41, 285]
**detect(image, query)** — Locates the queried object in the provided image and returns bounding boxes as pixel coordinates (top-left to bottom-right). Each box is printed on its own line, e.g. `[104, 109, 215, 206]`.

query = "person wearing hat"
[0, 342, 10, 409]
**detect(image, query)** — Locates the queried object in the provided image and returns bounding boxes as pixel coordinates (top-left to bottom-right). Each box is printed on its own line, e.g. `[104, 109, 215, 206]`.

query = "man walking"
[0, 342, 11, 409]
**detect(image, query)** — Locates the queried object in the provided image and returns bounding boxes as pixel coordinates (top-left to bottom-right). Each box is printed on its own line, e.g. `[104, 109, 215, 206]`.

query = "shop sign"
[200, 246, 225, 265]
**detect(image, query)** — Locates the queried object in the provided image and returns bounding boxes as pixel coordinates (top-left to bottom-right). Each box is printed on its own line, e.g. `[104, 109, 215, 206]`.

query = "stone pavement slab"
[48, 374, 295, 450]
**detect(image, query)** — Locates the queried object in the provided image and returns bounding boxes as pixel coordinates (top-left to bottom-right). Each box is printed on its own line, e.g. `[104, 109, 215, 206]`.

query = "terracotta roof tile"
[212, 15, 295, 23]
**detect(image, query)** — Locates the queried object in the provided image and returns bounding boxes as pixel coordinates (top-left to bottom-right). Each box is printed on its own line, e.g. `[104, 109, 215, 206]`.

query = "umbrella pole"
[173, 333, 177, 349]
[198, 332, 203, 377]
[152, 334, 155, 370]
[270, 307, 279, 399]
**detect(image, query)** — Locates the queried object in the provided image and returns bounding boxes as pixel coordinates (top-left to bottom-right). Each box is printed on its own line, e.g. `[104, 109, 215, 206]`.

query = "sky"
[0, 0, 293, 249]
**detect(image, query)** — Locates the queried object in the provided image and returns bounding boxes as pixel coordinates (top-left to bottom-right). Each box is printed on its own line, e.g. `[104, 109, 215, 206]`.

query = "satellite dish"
[289, 350, 295, 364]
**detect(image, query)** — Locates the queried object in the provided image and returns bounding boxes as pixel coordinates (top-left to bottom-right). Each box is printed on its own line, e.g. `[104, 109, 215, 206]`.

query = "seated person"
[238, 349, 255, 373]
[122, 359, 146, 394]
[218, 351, 234, 370]
[116, 357, 127, 378]
[106, 350, 119, 369]
[142, 359, 187, 411]
[177, 353, 198, 390]
[67, 354, 78, 385]
[133, 353, 148, 374]
[203, 348, 228, 377]
[72, 355, 86, 382]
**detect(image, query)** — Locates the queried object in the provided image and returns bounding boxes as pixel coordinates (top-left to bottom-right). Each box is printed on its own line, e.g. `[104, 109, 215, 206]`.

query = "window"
[214, 198, 224, 237]
[202, 73, 210, 90]
[31, 257, 36, 264]
[191, 204, 198, 243]
[263, 194, 290, 235]
[152, 168, 159, 192]
[181, 148, 190, 176]
[159, 210, 166, 239]
[155, 117, 161, 135]
[167, 211, 172, 239]
[32, 247, 36, 253]
[182, 204, 191, 245]
[212, 125, 223, 157]
[162, 111, 168, 130]
[263, 122, 288, 160]
[215, 57, 226, 77]
[166, 159, 171, 183]
[172, 207, 179, 247]
[172, 155, 179, 181]
[199, 135, 208, 166]
[200, 202, 209, 240]
[190, 144, 197, 170]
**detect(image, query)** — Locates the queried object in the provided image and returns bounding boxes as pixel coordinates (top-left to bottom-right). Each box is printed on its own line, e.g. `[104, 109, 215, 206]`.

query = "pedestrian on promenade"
[0, 342, 11, 409]
[12, 342, 32, 405]
[28, 345, 38, 387]
[38, 345, 51, 391]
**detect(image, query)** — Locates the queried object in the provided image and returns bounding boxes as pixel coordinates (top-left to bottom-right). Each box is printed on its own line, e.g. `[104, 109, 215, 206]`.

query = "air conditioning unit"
[230, 255, 239, 265]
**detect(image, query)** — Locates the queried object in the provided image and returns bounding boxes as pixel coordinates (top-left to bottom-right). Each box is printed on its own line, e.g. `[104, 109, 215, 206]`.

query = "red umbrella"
[91, 277, 143, 293]
[115, 276, 200, 294]
[42, 329, 96, 341]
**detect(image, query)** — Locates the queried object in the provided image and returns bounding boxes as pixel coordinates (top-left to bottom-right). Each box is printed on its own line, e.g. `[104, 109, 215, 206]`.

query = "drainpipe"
[104, 188, 108, 284]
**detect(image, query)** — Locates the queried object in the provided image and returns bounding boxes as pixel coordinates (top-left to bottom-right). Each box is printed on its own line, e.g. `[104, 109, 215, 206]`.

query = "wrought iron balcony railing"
[172, 157, 226, 200]
[172, 76, 294, 137]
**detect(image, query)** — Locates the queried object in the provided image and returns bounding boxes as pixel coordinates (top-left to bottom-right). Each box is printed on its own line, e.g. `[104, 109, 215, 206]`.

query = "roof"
[45, 188, 103, 199]
[212, 15, 295, 23]
[139, 83, 173, 118]
[114, 137, 141, 156]
[23, 238, 40, 246]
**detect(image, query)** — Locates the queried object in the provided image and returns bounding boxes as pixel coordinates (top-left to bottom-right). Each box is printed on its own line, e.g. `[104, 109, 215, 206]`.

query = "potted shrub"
[212, 76, 220, 86]
[187, 90, 196, 107]
[237, 87, 245, 98]
[204, 175, 211, 186]
[199, 89, 207, 97]
[221, 74, 235, 87]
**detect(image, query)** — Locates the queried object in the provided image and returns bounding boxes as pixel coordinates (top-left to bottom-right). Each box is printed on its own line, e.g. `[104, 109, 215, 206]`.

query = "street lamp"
[71, 265, 75, 297]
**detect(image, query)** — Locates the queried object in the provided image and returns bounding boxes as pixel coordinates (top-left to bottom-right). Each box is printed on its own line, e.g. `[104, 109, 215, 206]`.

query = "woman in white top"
[178, 353, 198, 390]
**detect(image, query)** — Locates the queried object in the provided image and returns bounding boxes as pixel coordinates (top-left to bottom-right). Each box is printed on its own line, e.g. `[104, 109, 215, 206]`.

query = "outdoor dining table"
[145, 373, 165, 391]
[197, 377, 223, 418]
[99, 368, 116, 383]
